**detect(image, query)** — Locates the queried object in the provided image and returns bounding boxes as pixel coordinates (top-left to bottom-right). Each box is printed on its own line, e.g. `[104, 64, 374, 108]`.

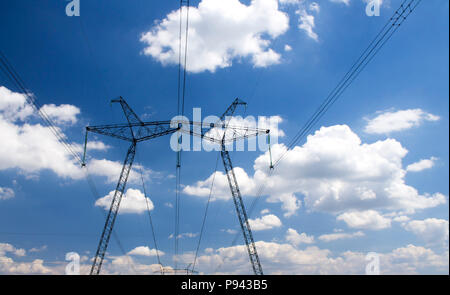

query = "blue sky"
[0, 0, 448, 274]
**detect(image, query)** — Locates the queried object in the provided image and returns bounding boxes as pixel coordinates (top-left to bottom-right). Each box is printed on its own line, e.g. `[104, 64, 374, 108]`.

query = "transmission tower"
[183, 98, 269, 275]
[84, 97, 179, 275]
[84, 97, 270, 275]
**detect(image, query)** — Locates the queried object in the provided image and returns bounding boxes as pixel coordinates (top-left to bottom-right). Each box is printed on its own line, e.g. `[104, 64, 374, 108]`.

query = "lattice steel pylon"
[184, 98, 268, 275]
[84, 97, 178, 275]
[84, 97, 270, 275]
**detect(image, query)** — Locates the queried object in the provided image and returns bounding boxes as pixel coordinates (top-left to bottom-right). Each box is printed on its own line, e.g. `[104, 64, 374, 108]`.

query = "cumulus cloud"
[127, 246, 164, 257]
[0, 86, 156, 184]
[279, 0, 301, 4]
[0, 86, 34, 121]
[0, 257, 51, 274]
[0, 243, 26, 257]
[1, 240, 448, 274]
[337, 210, 391, 230]
[0, 187, 15, 200]
[39, 104, 80, 125]
[185, 124, 446, 218]
[169, 232, 199, 239]
[140, 0, 289, 73]
[176, 240, 449, 274]
[248, 214, 282, 231]
[286, 228, 315, 246]
[296, 8, 318, 41]
[318, 231, 365, 242]
[364, 109, 440, 134]
[406, 157, 437, 173]
[28, 245, 47, 253]
[383, 244, 448, 274]
[403, 218, 449, 245]
[222, 229, 238, 235]
[95, 188, 154, 214]
[329, 0, 350, 5]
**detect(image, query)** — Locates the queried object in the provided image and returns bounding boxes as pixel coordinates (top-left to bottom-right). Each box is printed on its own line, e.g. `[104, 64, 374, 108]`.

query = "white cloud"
[260, 208, 270, 214]
[184, 167, 257, 201]
[284, 44, 292, 51]
[406, 157, 437, 173]
[0, 86, 151, 183]
[337, 210, 391, 230]
[140, 0, 289, 73]
[318, 231, 364, 242]
[0, 257, 51, 274]
[185, 124, 446, 218]
[364, 109, 440, 134]
[95, 188, 154, 214]
[383, 244, 448, 274]
[403, 218, 449, 245]
[0, 243, 26, 257]
[29, 245, 47, 253]
[392, 215, 410, 223]
[0, 86, 33, 121]
[0, 87, 82, 179]
[127, 246, 164, 257]
[248, 214, 282, 231]
[329, 0, 350, 5]
[39, 104, 80, 125]
[0, 187, 14, 200]
[169, 232, 199, 239]
[177, 240, 449, 274]
[286, 228, 315, 246]
[1, 240, 448, 275]
[86, 141, 111, 151]
[279, 0, 301, 5]
[296, 8, 318, 41]
[222, 229, 238, 235]
[101, 255, 163, 275]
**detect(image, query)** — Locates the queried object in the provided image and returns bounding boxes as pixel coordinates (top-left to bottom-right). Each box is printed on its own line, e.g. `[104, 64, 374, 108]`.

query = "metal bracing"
[221, 145, 264, 275]
[90, 142, 136, 275]
[86, 96, 270, 275]
[85, 98, 179, 275]
[188, 98, 268, 275]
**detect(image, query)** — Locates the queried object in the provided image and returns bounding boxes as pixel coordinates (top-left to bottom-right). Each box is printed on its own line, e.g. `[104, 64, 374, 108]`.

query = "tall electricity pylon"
[84, 97, 178, 275]
[84, 97, 270, 275]
[184, 98, 268, 275]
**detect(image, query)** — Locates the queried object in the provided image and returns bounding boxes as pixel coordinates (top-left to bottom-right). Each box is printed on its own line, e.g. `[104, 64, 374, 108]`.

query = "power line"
[276, 0, 421, 164]
[220, 0, 423, 261]
[0, 50, 137, 273]
[191, 153, 220, 273]
[174, 0, 190, 270]
[136, 152, 162, 267]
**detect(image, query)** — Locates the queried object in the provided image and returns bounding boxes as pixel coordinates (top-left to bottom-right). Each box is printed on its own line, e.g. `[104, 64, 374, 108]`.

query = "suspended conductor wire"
[174, 0, 190, 271]
[276, 0, 421, 164]
[191, 153, 220, 273]
[215, 0, 422, 272]
[0, 50, 137, 273]
[136, 152, 162, 267]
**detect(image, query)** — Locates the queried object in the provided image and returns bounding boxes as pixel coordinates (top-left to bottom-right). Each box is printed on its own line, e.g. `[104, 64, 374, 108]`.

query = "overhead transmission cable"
[191, 153, 220, 273]
[216, 0, 422, 272]
[0, 50, 137, 273]
[175, 0, 190, 271]
[275, 0, 421, 165]
[136, 152, 162, 267]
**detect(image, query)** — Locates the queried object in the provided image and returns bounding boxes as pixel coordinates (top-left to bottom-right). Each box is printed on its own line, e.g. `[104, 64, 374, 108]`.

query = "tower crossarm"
[86, 121, 179, 143]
